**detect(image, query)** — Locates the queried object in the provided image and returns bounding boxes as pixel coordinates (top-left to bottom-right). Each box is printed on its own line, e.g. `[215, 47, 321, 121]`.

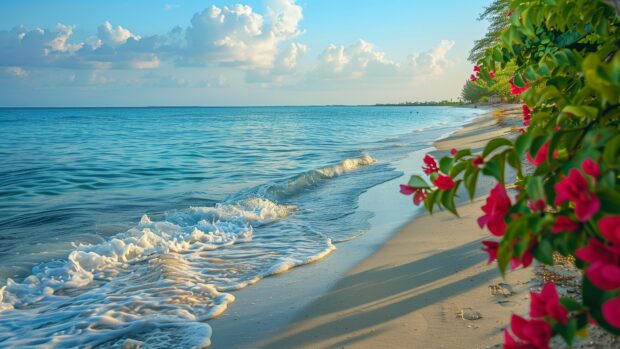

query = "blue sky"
[0, 0, 492, 106]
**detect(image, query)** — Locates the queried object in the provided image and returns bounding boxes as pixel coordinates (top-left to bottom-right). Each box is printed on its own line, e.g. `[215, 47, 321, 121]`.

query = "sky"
[0, 0, 492, 106]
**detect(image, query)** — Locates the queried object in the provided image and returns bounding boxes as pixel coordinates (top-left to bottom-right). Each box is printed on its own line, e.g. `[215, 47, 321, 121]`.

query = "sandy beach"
[256, 105, 533, 348]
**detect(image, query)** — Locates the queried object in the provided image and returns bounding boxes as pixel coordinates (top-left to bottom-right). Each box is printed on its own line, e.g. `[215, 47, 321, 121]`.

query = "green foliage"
[405, 0, 620, 345]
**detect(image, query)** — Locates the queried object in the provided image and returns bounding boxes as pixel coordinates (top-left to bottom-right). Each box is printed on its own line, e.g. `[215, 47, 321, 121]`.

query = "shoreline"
[207, 105, 519, 347]
[253, 104, 531, 348]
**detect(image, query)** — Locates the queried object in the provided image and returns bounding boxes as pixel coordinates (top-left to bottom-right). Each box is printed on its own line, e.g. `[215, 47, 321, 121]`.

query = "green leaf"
[449, 160, 468, 178]
[454, 149, 472, 161]
[515, 131, 535, 158]
[603, 134, 620, 168]
[482, 155, 505, 182]
[482, 138, 513, 158]
[439, 156, 453, 174]
[514, 73, 526, 88]
[440, 181, 460, 216]
[464, 167, 479, 201]
[538, 62, 551, 77]
[562, 105, 598, 119]
[527, 176, 546, 202]
[559, 297, 586, 311]
[597, 188, 620, 214]
[424, 190, 438, 214]
[408, 175, 430, 189]
[533, 239, 554, 265]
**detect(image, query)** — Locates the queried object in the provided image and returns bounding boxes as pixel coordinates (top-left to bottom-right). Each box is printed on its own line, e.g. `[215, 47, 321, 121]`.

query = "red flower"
[526, 141, 549, 166]
[602, 297, 620, 329]
[504, 314, 552, 349]
[473, 65, 481, 72]
[478, 183, 511, 236]
[530, 282, 569, 325]
[576, 238, 620, 291]
[528, 199, 546, 212]
[489, 70, 496, 78]
[510, 77, 530, 95]
[582, 158, 601, 178]
[433, 174, 455, 190]
[450, 148, 458, 156]
[422, 154, 439, 175]
[600, 215, 620, 246]
[482, 240, 499, 263]
[473, 156, 484, 167]
[470, 74, 478, 82]
[522, 105, 532, 126]
[518, 128, 526, 134]
[511, 242, 535, 270]
[551, 216, 579, 233]
[400, 185, 427, 206]
[554, 169, 600, 222]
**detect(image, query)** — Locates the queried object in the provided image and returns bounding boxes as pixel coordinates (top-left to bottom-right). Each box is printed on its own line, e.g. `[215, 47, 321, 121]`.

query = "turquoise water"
[0, 106, 484, 347]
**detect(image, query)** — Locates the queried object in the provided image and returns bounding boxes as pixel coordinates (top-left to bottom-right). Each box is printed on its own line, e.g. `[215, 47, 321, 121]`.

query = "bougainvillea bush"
[401, 1, 619, 347]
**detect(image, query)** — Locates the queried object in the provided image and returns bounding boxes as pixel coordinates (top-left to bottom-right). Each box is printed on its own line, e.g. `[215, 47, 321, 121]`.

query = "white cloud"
[182, 0, 303, 68]
[164, 4, 180, 11]
[5, 67, 28, 77]
[315, 39, 399, 79]
[409, 39, 455, 77]
[245, 42, 307, 84]
[95, 21, 141, 48]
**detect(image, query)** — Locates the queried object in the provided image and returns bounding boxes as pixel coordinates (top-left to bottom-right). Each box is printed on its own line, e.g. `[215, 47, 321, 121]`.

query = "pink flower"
[473, 156, 484, 167]
[602, 297, 620, 329]
[473, 65, 481, 73]
[522, 105, 532, 126]
[470, 74, 478, 82]
[490, 70, 496, 78]
[510, 77, 530, 95]
[433, 174, 455, 190]
[504, 314, 552, 349]
[482, 240, 499, 263]
[528, 199, 546, 212]
[478, 183, 511, 236]
[400, 185, 427, 206]
[422, 154, 439, 175]
[576, 238, 620, 290]
[582, 158, 601, 178]
[450, 148, 458, 156]
[554, 125, 561, 132]
[551, 216, 579, 233]
[600, 216, 620, 246]
[530, 282, 569, 325]
[526, 141, 549, 166]
[554, 169, 600, 222]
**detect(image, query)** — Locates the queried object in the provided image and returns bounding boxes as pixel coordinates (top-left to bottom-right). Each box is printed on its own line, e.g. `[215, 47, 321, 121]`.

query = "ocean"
[0, 106, 485, 347]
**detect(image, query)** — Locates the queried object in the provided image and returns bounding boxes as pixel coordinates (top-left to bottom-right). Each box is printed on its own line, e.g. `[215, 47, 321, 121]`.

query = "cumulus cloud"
[245, 42, 307, 84]
[315, 39, 398, 79]
[409, 39, 455, 77]
[0, 22, 160, 70]
[181, 0, 303, 68]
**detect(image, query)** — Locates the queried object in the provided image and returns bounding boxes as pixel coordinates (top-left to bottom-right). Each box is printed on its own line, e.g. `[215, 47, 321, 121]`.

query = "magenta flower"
[582, 158, 601, 178]
[526, 141, 549, 167]
[433, 174, 455, 191]
[473, 65, 481, 73]
[528, 199, 546, 213]
[530, 282, 569, 325]
[554, 169, 600, 222]
[482, 240, 499, 263]
[510, 77, 530, 95]
[602, 297, 620, 329]
[470, 74, 478, 82]
[489, 70, 496, 78]
[511, 243, 534, 270]
[600, 216, 620, 246]
[400, 185, 427, 206]
[551, 216, 579, 234]
[450, 148, 458, 156]
[576, 238, 620, 291]
[422, 154, 439, 175]
[522, 105, 532, 126]
[504, 314, 552, 349]
[473, 156, 484, 167]
[478, 183, 511, 236]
